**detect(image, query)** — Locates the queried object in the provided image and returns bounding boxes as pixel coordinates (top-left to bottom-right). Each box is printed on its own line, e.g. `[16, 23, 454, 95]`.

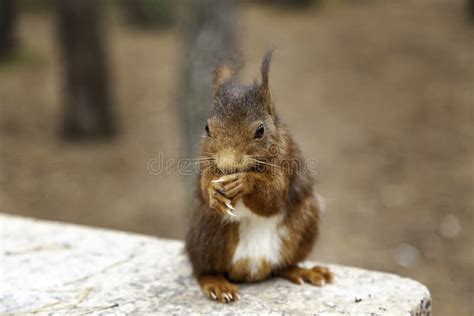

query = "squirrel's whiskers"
[245, 156, 281, 169]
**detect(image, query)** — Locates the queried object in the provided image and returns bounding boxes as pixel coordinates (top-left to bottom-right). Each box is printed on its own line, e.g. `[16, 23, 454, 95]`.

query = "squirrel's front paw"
[209, 173, 249, 216]
[208, 174, 239, 216]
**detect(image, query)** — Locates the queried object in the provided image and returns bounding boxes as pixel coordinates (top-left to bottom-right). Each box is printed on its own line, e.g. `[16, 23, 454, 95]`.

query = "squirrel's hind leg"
[198, 274, 240, 303]
[276, 266, 333, 286]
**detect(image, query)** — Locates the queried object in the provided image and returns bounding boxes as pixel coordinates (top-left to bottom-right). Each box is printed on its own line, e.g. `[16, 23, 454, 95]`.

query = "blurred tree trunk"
[0, 0, 16, 59]
[122, 0, 174, 28]
[56, 0, 116, 140]
[469, 0, 474, 20]
[177, 0, 238, 158]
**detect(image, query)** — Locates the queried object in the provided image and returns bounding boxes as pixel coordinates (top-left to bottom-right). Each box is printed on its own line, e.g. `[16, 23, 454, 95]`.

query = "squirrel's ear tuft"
[213, 64, 233, 93]
[260, 50, 274, 116]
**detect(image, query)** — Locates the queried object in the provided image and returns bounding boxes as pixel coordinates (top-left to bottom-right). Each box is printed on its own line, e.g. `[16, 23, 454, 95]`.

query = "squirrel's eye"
[254, 124, 265, 139]
[205, 124, 211, 137]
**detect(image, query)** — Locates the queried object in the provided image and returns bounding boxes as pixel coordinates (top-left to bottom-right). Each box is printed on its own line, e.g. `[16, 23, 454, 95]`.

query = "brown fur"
[229, 258, 273, 282]
[185, 51, 332, 303]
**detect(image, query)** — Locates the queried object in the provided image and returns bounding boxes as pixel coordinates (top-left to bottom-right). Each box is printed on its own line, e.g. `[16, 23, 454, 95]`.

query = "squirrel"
[185, 51, 333, 304]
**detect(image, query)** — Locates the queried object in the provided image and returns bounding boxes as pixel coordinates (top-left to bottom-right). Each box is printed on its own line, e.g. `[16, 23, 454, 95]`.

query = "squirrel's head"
[201, 51, 283, 174]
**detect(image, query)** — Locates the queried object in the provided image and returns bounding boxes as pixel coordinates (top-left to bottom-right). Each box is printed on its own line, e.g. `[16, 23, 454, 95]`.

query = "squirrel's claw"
[225, 209, 236, 217]
[225, 202, 236, 217]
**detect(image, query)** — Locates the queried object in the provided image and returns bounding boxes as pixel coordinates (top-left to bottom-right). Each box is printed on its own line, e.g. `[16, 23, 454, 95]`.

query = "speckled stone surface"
[0, 214, 431, 315]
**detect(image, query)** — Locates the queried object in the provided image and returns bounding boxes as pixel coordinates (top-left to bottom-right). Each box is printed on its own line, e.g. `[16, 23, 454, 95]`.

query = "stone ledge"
[0, 214, 431, 315]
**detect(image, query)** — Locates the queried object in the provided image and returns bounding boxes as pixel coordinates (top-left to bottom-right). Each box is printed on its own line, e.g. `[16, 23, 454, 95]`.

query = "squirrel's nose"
[216, 148, 241, 174]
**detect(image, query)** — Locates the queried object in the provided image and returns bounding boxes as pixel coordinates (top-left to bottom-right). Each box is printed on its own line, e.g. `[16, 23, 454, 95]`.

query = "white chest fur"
[226, 201, 287, 272]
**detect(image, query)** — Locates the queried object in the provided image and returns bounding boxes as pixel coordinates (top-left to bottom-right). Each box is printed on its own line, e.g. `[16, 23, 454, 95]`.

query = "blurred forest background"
[0, 0, 473, 314]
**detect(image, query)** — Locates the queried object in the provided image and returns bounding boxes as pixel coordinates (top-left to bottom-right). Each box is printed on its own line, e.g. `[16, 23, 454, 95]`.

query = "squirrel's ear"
[259, 50, 274, 116]
[213, 64, 233, 94]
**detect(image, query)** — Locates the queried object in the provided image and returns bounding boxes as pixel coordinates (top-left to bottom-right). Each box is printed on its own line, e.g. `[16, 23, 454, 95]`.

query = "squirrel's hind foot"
[277, 265, 333, 286]
[198, 274, 240, 304]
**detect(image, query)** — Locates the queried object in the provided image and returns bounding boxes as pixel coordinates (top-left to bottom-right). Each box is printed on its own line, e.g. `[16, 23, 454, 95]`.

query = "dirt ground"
[1, 1, 473, 314]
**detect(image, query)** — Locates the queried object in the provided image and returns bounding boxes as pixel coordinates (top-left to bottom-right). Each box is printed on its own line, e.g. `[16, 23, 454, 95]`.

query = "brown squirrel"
[185, 51, 333, 303]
